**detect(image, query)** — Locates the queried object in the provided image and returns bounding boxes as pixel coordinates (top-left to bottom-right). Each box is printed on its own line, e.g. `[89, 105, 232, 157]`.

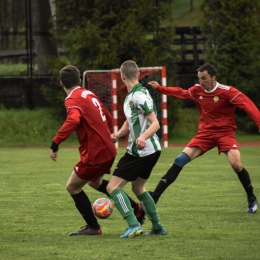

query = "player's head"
[60, 65, 81, 89]
[197, 63, 217, 77]
[120, 60, 139, 81]
[197, 63, 217, 91]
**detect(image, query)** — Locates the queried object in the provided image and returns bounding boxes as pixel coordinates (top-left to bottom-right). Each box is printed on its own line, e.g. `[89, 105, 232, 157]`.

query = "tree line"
[1, 0, 260, 133]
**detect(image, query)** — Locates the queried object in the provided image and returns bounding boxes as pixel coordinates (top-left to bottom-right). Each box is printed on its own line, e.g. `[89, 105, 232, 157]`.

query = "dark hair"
[120, 60, 138, 80]
[197, 63, 217, 77]
[60, 65, 81, 89]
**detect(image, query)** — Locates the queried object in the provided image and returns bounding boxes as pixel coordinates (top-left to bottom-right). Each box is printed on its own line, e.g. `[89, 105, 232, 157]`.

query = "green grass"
[1, 147, 259, 260]
[1, 107, 259, 147]
[0, 63, 27, 76]
[0, 108, 77, 147]
[170, 0, 204, 27]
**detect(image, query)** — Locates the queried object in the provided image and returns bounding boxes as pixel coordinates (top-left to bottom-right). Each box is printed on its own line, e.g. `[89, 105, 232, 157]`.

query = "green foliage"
[40, 56, 73, 118]
[54, 0, 177, 76]
[1, 147, 260, 259]
[200, 0, 260, 109]
[169, 107, 199, 139]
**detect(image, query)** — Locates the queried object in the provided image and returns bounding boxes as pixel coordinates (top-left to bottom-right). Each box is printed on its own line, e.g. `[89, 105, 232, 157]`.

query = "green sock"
[138, 191, 162, 230]
[110, 188, 138, 226]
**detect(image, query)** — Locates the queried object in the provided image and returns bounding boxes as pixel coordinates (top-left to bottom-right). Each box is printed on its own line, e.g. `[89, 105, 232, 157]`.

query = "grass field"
[1, 146, 259, 260]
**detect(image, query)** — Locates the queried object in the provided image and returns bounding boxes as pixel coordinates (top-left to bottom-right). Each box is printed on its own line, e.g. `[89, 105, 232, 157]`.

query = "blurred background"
[0, 0, 260, 146]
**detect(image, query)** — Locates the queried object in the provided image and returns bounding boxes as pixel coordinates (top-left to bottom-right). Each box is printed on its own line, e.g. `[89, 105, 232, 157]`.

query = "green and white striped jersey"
[124, 83, 161, 157]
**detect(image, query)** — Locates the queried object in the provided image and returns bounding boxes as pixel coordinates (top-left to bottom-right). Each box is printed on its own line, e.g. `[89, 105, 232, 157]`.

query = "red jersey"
[157, 82, 260, 134]
[53, 87, 117, 165]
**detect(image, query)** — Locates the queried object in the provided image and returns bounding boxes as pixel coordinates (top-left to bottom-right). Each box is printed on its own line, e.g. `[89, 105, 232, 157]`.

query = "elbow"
[156, 121, 160, 132]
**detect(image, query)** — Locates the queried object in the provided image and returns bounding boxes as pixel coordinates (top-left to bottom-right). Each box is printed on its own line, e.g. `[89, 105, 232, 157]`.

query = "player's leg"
[151, 146, 202, 203]
[66, 171, 102, 236]
[107, 176, 143, 238]
[88, 178, 145, 224]
[226, 149, 258, 213]
[107, 154, 144, 238]
[132, 151, 167, 235]
[132, 178, 167, 235]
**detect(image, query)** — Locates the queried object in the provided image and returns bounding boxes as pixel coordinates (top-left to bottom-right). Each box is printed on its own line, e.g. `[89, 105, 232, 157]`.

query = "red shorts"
[186, 132, 239, 154]
[74, 158, 115, 182]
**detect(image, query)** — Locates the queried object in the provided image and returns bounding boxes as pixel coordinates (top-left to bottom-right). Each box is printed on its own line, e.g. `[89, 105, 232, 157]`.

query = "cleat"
[247, 199, 258, 214]
[145, 227, 167, 236]
[69, 225, 102, 236]
[134, 202, 146, 225]
[120, 223, 143, 238]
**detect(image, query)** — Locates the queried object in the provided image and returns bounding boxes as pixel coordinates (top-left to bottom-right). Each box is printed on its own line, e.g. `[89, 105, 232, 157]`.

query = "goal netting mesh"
[83, 67, 168, 147]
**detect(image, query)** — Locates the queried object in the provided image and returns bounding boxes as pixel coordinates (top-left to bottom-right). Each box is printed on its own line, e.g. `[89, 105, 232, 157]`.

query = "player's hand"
[147, 81, 159, 89]
[136, 136, 146, 150]
[50, 149, 58, 161]
[110, 133, 119, 143]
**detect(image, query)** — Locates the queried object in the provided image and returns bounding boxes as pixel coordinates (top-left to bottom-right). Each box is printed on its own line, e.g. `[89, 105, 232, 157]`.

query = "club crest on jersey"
[129, 100, 134, 107]
[213, 96, 219, 102]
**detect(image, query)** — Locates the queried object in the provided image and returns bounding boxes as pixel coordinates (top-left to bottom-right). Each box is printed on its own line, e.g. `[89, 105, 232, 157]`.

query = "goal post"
[82, 67, 168, 148]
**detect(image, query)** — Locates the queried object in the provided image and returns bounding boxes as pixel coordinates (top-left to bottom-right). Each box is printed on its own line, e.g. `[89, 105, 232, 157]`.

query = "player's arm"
[230, 90, 260, 132]
[136, 112, 160, 150]
[49, 108, 81, 161]
[148, 81, 193, 100]
[111, 120, 129, 143]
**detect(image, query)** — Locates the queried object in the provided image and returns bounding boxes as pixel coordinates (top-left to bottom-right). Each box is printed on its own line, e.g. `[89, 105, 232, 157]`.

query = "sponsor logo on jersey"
[213, 96, 219, 102]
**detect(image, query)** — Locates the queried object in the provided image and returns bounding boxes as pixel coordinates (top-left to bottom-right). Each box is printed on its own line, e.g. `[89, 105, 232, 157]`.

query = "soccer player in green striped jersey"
[107, 60, 167, 238]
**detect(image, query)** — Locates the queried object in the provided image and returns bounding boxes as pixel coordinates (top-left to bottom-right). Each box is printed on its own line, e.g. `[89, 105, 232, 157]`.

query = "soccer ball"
[92, 198, 114, 219]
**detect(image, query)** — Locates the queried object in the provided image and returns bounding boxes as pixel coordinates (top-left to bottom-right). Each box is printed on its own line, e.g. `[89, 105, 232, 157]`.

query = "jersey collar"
[65, 86, 81, 100]
[204, 81, 219, 93]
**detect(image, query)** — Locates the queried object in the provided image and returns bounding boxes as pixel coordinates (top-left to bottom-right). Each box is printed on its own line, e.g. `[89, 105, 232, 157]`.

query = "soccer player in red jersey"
[148, 63, 259, 214]
[49, 65, 144, 236]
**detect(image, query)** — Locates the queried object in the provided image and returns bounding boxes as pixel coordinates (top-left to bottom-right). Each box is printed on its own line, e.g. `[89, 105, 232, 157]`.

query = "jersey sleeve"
[53, 105, 82, 145]
[228, 88, 260, 130]
[156, 85, 194, 100]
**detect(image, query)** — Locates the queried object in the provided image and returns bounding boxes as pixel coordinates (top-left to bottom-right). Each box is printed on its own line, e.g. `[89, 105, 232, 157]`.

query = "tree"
[53, 0, 177, 75]
[200, 0, 260, 132]
[0, 0, 25, 50]
[31, 0, 58, 75]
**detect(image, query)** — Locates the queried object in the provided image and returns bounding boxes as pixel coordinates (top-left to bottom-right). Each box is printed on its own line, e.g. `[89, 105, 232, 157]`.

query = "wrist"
[50, 141, 59, 152]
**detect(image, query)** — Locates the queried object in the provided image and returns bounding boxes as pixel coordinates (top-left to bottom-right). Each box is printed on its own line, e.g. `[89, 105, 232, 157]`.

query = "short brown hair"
[60, 65, 81, 89]
[120, 60, 139, 80]
[197, 63, 217, 77]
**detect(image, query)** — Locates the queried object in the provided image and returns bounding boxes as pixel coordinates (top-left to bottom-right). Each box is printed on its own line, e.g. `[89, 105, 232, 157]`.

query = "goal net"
[82, 67, 168, 148]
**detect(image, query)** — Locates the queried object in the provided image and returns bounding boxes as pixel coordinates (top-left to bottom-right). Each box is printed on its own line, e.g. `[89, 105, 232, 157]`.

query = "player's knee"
[66, 182, 73, 194]
[88, 180, 101, 190]
[66, 181, 81, 195]
[174, 152, 190, 168]
[106, 183, 114, 195]
[230, 162, 243, 172]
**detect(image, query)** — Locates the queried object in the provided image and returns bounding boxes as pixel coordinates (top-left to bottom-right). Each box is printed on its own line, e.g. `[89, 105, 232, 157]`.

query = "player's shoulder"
[66, 87, 97, 100]
[134, 84, 147, 93]
[189, 84, 203, 92]
[216, 82, 232, 91]
[132, 84, 150, 98]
